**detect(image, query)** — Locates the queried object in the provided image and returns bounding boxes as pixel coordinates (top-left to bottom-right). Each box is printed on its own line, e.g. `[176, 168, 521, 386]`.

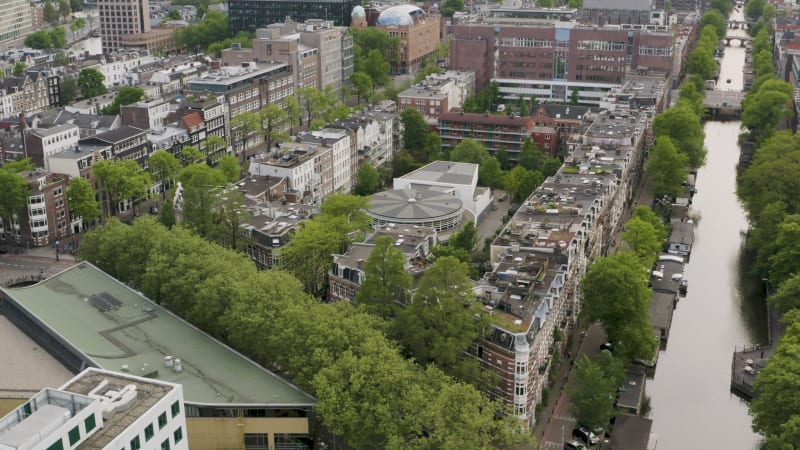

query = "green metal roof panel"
[2, 262, 315, 407]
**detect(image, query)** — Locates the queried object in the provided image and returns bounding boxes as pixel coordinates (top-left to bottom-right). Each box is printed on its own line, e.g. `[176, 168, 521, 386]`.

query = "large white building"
[0, 368, 188, 450]
[393, 160, 492, 220]
[0, 0, 31, 50]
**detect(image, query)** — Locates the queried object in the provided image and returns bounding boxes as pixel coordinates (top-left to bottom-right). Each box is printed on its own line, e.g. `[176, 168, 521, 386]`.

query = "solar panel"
[98, 292, 122, 309]
[88, 294, 112, 312]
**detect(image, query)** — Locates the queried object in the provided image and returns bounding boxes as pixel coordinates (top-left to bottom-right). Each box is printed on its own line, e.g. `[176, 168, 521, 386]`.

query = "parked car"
[0, 247, 7, 254]
[600, 342, 613, 352]
[573, 427, 599, 446]
[564, 441, 587, 450]
[149, 206, 159, 215]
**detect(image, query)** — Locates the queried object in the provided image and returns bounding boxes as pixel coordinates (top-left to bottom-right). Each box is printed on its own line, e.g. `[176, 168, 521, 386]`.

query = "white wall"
[105, 384, 188, 450]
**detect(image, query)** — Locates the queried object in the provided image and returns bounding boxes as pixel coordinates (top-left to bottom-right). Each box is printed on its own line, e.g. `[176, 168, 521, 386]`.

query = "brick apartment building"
[376, 5, 441, 74]
[15, 171, 72, 246]
[397, 83, 450, 120]
[449, 23, 675, 105]
[438, 112, 534, 160]
[531, 104, 591, 157]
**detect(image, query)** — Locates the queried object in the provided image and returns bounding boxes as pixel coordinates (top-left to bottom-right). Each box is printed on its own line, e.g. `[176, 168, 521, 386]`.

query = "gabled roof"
[180, 111, 204, 131]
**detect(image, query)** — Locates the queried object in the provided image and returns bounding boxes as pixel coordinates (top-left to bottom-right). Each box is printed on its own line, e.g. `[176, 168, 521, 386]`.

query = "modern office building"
[229, 0, 360, 35]
[98, 0, 152, 54]
[449, 23, 675, 105]
[0, 0, 32, 50]
[0, 262, 318, 450]
[0, 368, 188, 450]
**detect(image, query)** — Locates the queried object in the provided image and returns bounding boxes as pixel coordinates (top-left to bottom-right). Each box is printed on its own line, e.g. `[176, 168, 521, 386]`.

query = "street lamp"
[762, 278, 770, 298]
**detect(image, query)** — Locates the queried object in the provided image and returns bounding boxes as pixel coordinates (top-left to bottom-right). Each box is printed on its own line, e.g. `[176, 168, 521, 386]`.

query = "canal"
[644, 8, 768, 450]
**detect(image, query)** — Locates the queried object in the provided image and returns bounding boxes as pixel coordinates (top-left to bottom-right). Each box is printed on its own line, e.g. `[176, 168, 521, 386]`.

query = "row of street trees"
[572, 207, 666, 428]
[717, 12, 800, 448]
[78, 217, 530, 449]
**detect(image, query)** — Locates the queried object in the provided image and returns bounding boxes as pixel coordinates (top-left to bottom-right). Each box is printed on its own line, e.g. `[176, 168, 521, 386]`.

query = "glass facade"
[229, 0, 359, 35]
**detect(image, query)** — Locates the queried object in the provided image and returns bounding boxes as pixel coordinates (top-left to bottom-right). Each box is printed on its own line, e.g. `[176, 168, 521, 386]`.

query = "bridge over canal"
[703, 90, 746, 119]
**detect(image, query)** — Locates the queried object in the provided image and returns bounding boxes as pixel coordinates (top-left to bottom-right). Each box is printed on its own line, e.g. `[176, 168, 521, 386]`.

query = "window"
[158, 412, 168, 429]
[46, 440, 64, 450]
[244, 433, 269, 450]
[130, 436, 141, 450]
[173, 427, 183, 444]
[161, 439, 170, 450]
[85, 414, 96, 433]
[171, 401, 180, 418]
[145, 424, 154, 441]
[68, 426, 80, 445]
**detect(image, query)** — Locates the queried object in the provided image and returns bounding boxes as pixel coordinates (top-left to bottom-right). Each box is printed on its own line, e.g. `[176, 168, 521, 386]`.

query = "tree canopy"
[645, 137, 689, 198]
[354, 163, 381, 196]
[355, 235, 412, 319]
[78, 217, 529, 449]
[652, 104, 706, 169]
[580, 252, 657, 362]
[67, 176, 101, 227]
[393, 256, 491, 386]
[92, 159, 151, 217]
[24, 28, 67, 49]
[401, 107, 429, 153]
[449, 139, 489, 164]
[0, 167, 30, 235]
[568, 352, 624, 429]
[103, 86, 145, 115]
[78, 68, 107, 98]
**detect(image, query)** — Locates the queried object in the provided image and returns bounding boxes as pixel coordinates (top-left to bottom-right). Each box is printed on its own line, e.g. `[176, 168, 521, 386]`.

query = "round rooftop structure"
[351, 5, 366, 17]
[377, 4, 426, 26]
[366, 188, 464, 231]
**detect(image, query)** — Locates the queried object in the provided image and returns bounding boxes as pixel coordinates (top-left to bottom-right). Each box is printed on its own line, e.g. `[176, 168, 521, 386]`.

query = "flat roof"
[64, 369, 176, 450]
[399, 160, 477, 186]
[1, 262, 315, 407]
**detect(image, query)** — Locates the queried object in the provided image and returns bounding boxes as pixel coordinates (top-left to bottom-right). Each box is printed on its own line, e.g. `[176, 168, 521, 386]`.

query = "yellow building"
[0, 262, 317, 450]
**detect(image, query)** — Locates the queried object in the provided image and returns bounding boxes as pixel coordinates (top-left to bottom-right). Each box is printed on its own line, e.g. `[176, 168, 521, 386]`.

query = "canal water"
[644, 9, 768, 450]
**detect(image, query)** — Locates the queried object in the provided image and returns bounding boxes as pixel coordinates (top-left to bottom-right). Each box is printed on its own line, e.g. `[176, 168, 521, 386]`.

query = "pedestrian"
[760, 350, 764, 358]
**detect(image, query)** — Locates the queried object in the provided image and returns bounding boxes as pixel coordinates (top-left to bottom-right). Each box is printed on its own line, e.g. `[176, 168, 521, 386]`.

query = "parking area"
[477, 190, 511, 249]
